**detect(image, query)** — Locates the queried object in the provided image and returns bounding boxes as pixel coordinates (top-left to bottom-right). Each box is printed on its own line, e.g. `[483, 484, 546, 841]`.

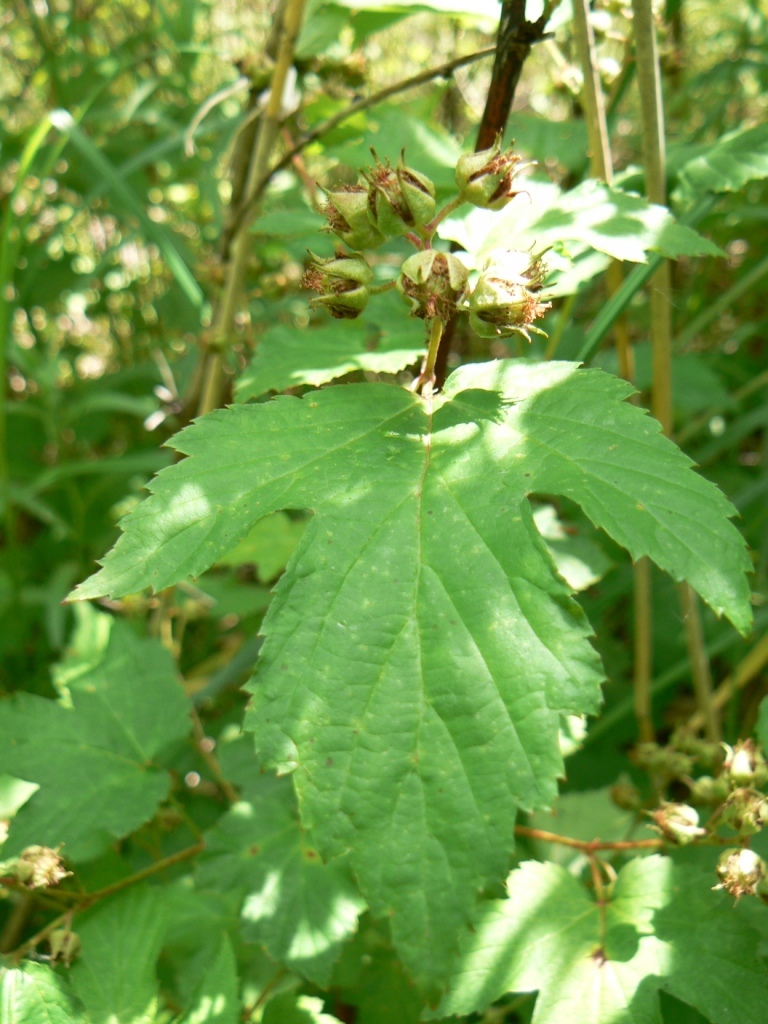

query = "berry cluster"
[303, 138, 550, 347]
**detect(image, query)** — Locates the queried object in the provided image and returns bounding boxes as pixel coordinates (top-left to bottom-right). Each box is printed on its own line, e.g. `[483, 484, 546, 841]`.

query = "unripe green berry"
[455, 135, 528, 211]
[321, 184, 386, 250]
[364, 151, 436, 236]
[397, 251, 469, 320]
[689, 774, 730, 807]
[303, 251, 373, 320]
[468, 251, 551, 341]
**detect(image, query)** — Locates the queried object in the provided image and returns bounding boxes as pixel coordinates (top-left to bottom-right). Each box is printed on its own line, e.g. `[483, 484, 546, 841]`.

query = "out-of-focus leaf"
[69, 886, 170, 1024]
[198, 736, 364, 985]
[532, 505, 612, 591]
[0, 608, 190, 860]
[0, 963, 85, 1024]
[676, 123, 768, 198]
[217, 512, 307, 581]
[430, 856, 768, 1022]
[179, 934, 240, 1024]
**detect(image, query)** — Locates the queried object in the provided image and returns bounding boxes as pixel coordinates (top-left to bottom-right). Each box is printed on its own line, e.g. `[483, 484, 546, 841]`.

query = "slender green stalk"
[574, 0, 649, 737]
[632, 0, 719, 738]
[198, 0, 307, 416]
[688, 630, 768, 733]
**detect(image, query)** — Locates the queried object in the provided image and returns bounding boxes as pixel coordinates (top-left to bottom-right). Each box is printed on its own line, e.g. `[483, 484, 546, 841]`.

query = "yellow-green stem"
[422, 317, 445, 389]
[688, 630, 768, 733]
[632, 0, 718, 739]
[197, 0, 307, 416]
[575, 0, 647, 734]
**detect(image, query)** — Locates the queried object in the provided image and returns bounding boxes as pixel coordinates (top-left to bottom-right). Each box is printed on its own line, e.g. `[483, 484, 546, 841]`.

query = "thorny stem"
[632, 0, 719, 738]
[8, 842, 204, 962]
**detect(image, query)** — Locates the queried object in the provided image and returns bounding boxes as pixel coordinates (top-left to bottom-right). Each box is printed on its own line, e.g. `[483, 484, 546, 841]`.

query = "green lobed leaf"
[441, 179, 724, 265]
[198, 736, 364, 985]
[70, 360, 751, 985]
[0, 962, 85, 1024]
[432, 856, 768, 1023]
[0, 610, 191, 861]
[69, 886, 170, 1024]
[676, 123, 768, 198]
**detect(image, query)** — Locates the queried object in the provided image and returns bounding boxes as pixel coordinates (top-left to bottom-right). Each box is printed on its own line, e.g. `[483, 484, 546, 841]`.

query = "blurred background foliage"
[2, 0, 768, 1019]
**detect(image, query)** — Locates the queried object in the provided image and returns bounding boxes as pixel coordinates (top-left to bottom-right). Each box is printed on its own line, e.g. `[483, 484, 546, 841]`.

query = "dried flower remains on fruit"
[321, 184, 386, 250]
[397, 251, 469, 320]
[714, 847, 767, 900]
[303, 251, 373, 319]
[456, 135, 531, 211]
[650, 802, 707, 845]
[15, 845, 70, 889]
[468, 250, 551, 341]
[363, 151, 436, 236]
[723, 739, 768, 789]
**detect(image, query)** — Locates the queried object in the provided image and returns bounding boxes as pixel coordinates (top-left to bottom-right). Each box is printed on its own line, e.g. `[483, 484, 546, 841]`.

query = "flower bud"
[456, 135, 529, 211]
[303, 251, 373, 320]
[722, 788, 768, 836]
[468, 251, 551, 342]
[364, 151, 436, 236]
[688, 774, 730, 807]
[650, 802, 707, 845]
[15, 845, 69, 889]
[397, 251, 469, 320]
[714, 847, 767, 899]
[320, 184, 386, 250]
[723, 740, 768, 789]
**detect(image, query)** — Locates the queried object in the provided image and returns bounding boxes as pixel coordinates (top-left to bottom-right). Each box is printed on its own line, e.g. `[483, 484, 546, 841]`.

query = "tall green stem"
[197, 0, 307, 416]
[574, 0, 651, 738]
[632, 0, 719, 739]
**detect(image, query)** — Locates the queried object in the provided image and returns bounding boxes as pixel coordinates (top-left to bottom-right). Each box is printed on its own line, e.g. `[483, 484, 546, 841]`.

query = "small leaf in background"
[532, 505, 613, 592]
[198, 736, 364, 985]
[431, 856, 768, 1023]
[69, 886, 170, 1024]
[235, 313, 424, 401]
[0, 608, 190, 860]
[0, 962, 85, 1024]
[676, 122, 768, 198]
[217, 512, 307, 582]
